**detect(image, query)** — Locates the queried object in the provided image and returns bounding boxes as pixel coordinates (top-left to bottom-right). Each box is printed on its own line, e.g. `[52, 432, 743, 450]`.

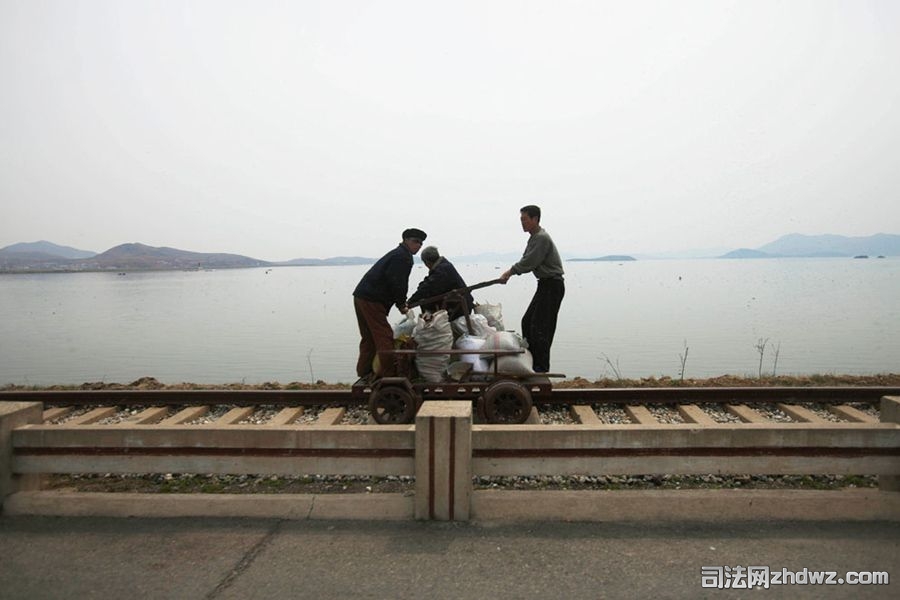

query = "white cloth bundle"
[412, 310, 453, 382]
[391, 312, 418, 338]
[474, 302, 504, 331]
[496, 349, 535, 375]
[453, 334, 490, 372]
[450, 313, 496, 338]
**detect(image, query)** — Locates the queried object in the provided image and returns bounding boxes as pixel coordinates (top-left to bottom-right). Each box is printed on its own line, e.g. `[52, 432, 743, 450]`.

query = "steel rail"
[2, 386, 898, 407]
[548, 386, 900, 405]
[0, 389, 352, 407]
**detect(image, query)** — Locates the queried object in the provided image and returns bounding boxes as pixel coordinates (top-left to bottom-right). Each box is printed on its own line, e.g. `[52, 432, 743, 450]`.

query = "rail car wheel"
[369, 385, 417, 424]
[483, 380, 533, 424]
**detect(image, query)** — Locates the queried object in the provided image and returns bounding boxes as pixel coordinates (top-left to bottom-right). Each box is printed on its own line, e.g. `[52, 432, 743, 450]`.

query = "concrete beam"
[473, 423, 900, 449]
[3, 491, 414, 520]
[415, 401, 472, 521]
[472, 423, 900, 476]
[472, 489, 900, 522]
[1, 402, 43, 508]
[6, 488, 894, 522]
[13, 425, 415, 477]
[880, 396, 900, 492]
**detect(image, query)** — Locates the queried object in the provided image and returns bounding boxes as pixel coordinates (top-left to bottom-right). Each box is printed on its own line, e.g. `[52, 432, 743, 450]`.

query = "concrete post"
[415, 401, 472, 521]
[0, 402, 43, 510]
[879, 396, 900, 492]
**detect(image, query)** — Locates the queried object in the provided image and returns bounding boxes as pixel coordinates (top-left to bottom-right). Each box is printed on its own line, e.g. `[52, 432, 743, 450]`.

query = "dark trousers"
[354, 297, 396, 378]
[521, 278, 565, 373]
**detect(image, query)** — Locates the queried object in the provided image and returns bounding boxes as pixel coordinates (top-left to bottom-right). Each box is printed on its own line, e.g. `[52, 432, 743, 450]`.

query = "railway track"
[5, 385, 899, 407]
[3, 386, 899, 521]
[3, 385, 898, 426]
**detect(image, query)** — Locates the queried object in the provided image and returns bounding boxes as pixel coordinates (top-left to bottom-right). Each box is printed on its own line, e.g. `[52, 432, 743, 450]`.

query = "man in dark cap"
[408, 246, 473, 321]
[352, 228, 427, 379]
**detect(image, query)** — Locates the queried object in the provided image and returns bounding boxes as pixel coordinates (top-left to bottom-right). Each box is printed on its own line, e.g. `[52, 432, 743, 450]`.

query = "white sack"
[391, 312, 418, 339]
[450, 313, 496, 338]
[481, 330, 527, 352]
[446, 361, 472, 381]
[474, 302, 504, 331]
[496, 349, 535, 375]
[412, 310, 453, 382]
[454, 334, 491, 372]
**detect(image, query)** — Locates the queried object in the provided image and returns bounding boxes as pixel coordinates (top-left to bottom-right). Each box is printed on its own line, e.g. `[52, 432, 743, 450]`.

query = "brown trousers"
[353, 297, 397, 378]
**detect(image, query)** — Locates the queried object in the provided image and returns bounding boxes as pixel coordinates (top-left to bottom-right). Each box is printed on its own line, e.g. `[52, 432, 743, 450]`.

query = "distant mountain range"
[568, 255, 636, 262]
[0, 242, 271, 272]
[719, 233, 900, 259]
[1, 233, 897, 273]
[2, 240, 98, 259]
[280, 256, 374, 266]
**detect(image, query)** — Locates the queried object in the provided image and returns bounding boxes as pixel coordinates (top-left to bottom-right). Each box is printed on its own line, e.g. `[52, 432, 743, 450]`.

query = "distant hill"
[0, 242, 270, 272]
[720, 233, 900, 259]
[757, 233, 900, 257]
[88, 243, 269, 270]
[4, 232, 897, 273]
[568, 255, 636, 262]
[451, 252, 523, 264]
[719, 248, 776, 259]
[0, 240, 96, 259]
[279, 256, 375, 266]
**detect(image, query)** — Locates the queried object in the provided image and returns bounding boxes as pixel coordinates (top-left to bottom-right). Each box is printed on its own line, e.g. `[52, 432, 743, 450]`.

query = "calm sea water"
[2, 258, 898, 386]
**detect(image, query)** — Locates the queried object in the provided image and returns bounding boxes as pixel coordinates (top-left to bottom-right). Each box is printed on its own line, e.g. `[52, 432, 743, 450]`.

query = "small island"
[568, 255, 636, 262]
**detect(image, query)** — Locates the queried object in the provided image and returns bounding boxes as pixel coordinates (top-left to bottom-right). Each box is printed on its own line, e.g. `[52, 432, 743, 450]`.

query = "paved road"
[1, 517, 897, 599]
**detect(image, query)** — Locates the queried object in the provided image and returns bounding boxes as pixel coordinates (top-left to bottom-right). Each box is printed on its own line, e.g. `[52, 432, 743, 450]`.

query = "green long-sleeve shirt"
[510, 228, 564, 279]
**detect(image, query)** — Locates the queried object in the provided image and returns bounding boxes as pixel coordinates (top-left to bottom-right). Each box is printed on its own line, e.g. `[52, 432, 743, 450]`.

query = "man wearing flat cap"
[352, 228, 427, 378]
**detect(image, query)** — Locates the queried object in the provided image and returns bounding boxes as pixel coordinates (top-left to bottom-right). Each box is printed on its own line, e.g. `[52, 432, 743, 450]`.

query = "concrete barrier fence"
[2, 398, 899, 521]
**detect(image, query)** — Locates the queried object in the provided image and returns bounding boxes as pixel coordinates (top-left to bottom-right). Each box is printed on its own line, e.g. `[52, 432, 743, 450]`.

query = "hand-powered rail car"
[351, 279, 564, 424]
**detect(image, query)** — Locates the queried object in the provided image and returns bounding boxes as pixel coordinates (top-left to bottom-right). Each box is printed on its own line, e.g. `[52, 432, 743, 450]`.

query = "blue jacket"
[353, 244, 414, 311]
[408, 257, 473, 320]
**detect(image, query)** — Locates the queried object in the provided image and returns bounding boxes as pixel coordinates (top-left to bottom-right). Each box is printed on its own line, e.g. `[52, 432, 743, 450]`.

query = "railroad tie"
[677, 404, 718, 426]
[624, 405, 657, 425]
[829, 404, 878, 423]
[570, 405, 602, 425]
[776, 403, 827, 423]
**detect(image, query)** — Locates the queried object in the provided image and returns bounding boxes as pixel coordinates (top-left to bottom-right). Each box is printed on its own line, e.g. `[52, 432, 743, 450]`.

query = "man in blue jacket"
[353, 228, 426, 378]
[408, 246, 474, 321]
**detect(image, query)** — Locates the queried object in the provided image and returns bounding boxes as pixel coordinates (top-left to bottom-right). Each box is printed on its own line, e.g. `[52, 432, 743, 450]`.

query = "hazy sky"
[2, 0, 898, 261]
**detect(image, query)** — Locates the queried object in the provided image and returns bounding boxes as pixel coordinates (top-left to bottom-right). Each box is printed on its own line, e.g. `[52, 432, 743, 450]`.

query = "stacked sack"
[411, 310, 453, 382]
[390, 301, 534, 382]
[447, 302, 534, 379]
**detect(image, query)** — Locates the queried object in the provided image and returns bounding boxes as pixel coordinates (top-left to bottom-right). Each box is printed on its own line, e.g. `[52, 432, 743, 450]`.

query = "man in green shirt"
[500, 205, 565, 373]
